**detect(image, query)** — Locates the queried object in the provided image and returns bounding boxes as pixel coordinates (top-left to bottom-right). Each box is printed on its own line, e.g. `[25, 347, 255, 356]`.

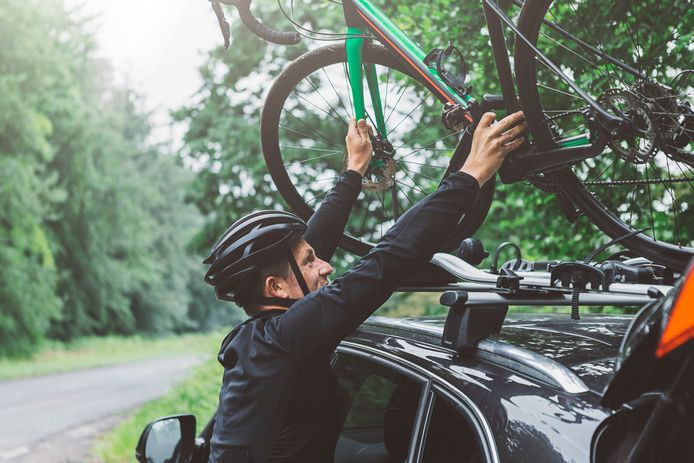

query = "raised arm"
[273, 111, 526, 357]
[303, 118, 371, 261]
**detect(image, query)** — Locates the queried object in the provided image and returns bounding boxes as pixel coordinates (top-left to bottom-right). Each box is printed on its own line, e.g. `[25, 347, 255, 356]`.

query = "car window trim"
[338, 342, 499, 463]
[408, 381, 434, 463]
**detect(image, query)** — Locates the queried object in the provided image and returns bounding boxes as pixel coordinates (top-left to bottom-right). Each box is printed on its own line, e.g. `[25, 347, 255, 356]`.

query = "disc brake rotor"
[362, 157, 396, 192]
[599, 88, 657, 164]
[343, 137, 397, 192]
[635, 75, 694, 164]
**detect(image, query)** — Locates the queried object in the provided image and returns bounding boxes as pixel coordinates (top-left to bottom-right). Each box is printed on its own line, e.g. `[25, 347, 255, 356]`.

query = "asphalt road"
[0, 355, 204, 462]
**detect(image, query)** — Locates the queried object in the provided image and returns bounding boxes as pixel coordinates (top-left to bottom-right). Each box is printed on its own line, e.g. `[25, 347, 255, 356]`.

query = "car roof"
[360, 313, 633, 393]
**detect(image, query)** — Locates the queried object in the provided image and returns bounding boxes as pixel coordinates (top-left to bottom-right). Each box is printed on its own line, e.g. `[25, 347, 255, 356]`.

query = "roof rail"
[364, 316, 589, 394]
[476, 338, 589, 394]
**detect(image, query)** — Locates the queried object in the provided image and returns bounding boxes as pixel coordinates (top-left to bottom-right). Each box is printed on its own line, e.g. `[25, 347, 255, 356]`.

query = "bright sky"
[72, 0, 223, 143]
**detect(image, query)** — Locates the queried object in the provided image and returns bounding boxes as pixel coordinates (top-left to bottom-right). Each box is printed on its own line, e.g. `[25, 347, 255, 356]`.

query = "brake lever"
[210, 0, 231, 49]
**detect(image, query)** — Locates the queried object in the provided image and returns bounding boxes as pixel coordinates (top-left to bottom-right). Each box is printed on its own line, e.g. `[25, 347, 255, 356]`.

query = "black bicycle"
[211, 0, 694, 270]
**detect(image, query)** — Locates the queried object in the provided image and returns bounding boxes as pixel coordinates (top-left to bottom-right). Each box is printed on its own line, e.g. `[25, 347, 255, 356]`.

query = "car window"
[332, 353, 422, 463]
[421, 392, 486, 463]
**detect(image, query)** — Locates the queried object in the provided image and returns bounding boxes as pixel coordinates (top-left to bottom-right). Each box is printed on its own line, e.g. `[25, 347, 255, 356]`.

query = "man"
[204, 112, 526, 463]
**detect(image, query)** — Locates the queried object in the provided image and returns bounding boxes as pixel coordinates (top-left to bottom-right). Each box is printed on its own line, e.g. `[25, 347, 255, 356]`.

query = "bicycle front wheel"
[261, 43, 494, 256]
[516, 0, 694, 270]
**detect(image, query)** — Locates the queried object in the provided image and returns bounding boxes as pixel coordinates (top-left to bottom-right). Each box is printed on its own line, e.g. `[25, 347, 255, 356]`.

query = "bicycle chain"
[584, 177, 694, 186]
[536, 108, 691, 188]
[542, 107, 587, 124]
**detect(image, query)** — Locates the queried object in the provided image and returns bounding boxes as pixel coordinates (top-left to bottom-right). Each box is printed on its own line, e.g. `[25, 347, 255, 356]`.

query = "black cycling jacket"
[209, 170, 479, 463]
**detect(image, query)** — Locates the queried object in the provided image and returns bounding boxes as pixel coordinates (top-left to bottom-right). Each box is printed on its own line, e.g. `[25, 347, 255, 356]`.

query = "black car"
[136, 254, 694, 463]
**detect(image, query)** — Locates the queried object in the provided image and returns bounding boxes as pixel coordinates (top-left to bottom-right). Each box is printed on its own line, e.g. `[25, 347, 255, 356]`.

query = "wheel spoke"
[283, 112, 343, 151]
[398, 159, 447, 169]
[387, 95, 431, 138]
[358, 190, 374, 237]
[644, 162, 657, 242]
[398, 131, 462, 160]
[398, 168, 429, 196]
[296, 81, 344, 125]
[321, 67, 350, 116]
[396, 113, 444, 149]
[663, 158, 682, 246]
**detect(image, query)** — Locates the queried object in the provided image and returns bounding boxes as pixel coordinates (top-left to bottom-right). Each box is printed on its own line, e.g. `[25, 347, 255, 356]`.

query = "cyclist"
[204, 111, 526, 463]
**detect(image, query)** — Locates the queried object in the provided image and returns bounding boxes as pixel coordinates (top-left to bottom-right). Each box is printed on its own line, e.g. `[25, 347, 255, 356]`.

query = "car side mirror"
[135, 414, 196, 463]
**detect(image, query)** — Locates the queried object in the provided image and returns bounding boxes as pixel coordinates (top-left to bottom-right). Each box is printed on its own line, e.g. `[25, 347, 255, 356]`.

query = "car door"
[417, 386, 490, 463]
[331, 348, 428, 463]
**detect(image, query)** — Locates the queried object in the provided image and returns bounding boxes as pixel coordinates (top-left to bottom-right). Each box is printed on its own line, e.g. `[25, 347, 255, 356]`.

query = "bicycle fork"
[345, 28, 387, 137]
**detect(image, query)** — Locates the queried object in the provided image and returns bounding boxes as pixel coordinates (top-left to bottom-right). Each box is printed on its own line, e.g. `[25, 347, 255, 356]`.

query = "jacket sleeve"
[269, 171, 480, 358]
[303, 169, 362, 262]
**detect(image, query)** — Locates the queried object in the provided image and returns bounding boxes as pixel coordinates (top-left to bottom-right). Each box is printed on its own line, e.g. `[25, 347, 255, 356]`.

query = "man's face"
[282, 239, 334, 299]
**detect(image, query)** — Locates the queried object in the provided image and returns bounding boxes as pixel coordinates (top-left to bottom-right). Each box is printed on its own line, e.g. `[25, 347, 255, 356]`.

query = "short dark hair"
[239, 236, 300, 314]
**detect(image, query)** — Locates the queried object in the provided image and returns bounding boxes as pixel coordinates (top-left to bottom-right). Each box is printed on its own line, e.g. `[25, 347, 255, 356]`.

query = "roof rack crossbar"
[430, 253, 673, 297]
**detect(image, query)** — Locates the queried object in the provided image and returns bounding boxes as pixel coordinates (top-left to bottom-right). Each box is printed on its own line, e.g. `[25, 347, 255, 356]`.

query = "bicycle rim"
[516, 0, 694, 270]
[261, 43, 493, 255]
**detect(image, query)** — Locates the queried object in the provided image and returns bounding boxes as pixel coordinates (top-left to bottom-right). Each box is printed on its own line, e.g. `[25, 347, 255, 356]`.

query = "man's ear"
[264, 275, 288, 299]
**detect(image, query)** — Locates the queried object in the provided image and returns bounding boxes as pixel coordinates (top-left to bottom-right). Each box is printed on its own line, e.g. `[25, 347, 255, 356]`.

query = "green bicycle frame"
[343, 0, 473, 139]
[343, 0, 593, 151]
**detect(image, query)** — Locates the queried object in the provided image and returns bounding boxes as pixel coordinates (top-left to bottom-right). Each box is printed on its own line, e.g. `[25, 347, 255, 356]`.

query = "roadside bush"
[96, 357, 222, 463]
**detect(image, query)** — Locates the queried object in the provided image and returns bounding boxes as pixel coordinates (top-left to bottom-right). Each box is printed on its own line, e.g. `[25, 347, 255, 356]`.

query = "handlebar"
[211, 0, 300, 48]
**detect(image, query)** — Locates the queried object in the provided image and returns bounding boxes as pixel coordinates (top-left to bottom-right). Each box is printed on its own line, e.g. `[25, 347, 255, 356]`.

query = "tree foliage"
[0, 0, 237, 357]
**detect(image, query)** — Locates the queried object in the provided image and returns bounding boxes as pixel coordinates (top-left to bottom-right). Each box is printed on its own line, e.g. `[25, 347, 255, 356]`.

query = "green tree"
[0, 0, 67, 356]
[0, 0, 231, 356]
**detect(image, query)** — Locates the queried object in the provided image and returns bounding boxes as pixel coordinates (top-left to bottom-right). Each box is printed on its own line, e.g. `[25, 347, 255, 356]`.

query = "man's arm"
[272, 112, 526, 357]
[303, 118, 371, 262]
[272, 171, 479, 356]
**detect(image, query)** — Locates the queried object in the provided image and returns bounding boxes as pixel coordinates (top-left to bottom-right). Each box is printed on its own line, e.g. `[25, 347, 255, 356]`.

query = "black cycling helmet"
[203, 210, 310, 307]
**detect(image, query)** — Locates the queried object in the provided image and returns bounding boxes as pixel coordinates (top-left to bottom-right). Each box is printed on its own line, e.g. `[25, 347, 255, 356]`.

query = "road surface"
[0, 355, 204, 462]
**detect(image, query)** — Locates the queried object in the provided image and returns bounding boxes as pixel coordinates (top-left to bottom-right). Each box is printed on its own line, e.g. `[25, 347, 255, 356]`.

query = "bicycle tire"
[515, 0, 694, 270]
[261, 43, 494, 256]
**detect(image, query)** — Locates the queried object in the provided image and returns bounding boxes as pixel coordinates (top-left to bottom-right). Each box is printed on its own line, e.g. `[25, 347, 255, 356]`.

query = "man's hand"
[461, 111, 527, 186]
[345, 118, 372, 176]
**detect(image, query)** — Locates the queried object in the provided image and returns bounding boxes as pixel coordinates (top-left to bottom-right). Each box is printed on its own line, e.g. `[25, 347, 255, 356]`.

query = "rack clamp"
[440, 291, 508, 353]
[549, 262, 608, 320]
[491, 268, 569, 297]
[549, 262, 608, 291]
[496, 267, 523, 290]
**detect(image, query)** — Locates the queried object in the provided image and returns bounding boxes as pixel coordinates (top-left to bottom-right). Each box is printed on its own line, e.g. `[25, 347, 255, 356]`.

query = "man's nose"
[319, 259, 333, 276]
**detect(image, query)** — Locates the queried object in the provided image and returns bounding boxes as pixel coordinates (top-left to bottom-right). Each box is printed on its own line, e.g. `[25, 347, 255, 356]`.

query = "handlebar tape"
[236, 2, 300, 45]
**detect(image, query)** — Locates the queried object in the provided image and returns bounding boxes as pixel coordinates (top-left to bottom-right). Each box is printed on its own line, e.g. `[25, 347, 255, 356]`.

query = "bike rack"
[429, 252, 675, 298]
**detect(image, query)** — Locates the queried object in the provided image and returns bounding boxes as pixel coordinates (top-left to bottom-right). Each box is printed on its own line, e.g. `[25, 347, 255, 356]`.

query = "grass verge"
[95, 356, 222, 463]
[0, 331, 225, 381]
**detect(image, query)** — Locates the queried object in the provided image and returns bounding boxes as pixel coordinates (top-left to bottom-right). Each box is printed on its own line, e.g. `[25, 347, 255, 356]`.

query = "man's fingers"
[357, 119, 370, 140]
[503, 136, 525, 154]
[491, 111, 525, 135]
[479, 112, 497, 128]
[498, 123, 527, 143]
[348, 117, 357, 135]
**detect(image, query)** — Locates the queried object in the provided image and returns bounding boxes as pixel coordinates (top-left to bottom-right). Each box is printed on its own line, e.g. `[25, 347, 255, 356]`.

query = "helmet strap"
[238, 296, 298, 308]
[285, 249, 310, 296]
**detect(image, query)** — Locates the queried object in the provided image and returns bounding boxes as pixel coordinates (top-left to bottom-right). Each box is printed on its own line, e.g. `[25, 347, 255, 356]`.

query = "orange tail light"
[656, 263, 694, 358]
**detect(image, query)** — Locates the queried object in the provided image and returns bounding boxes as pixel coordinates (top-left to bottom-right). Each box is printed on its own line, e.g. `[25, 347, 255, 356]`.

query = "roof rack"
[387, 249, 679, 393]
[429, 252, 674, 297]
